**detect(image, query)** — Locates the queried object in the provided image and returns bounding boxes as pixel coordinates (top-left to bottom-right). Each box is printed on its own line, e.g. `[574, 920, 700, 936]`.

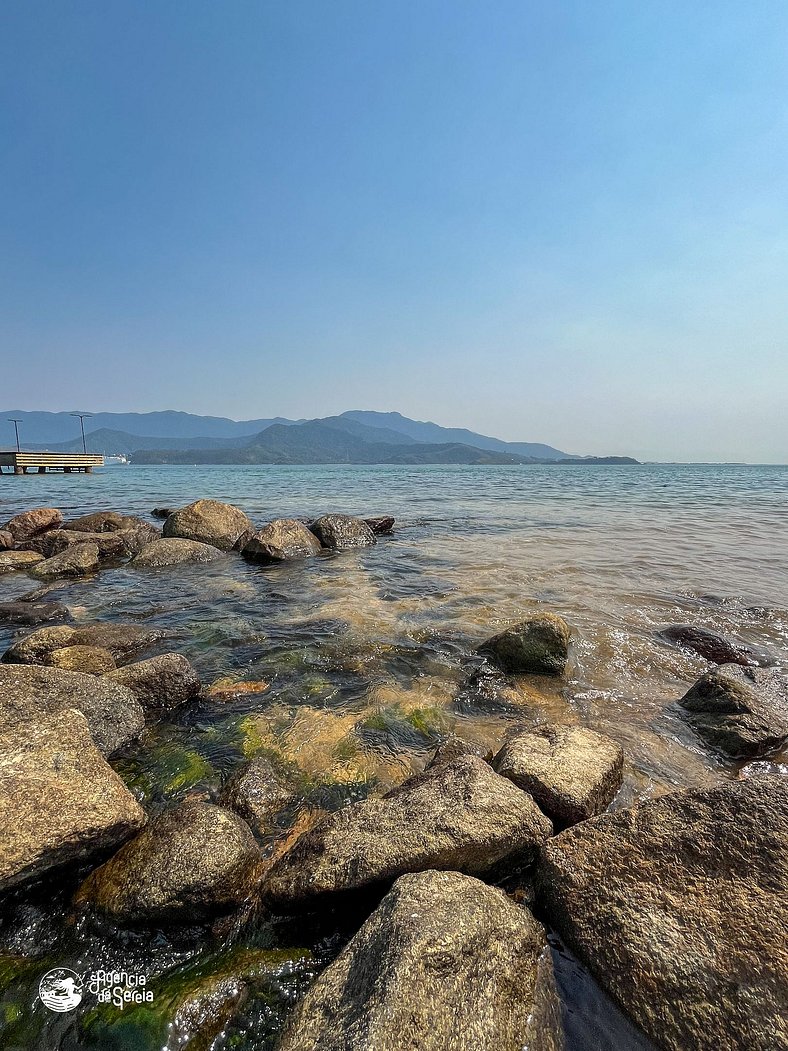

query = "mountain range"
[0, 409, 636, 465]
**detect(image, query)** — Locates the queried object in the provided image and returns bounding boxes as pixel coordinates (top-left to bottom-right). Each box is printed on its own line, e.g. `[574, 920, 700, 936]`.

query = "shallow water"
[1, 463, 787, 1049]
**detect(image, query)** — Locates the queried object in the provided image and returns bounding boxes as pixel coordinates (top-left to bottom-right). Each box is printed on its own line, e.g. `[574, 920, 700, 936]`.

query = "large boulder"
[493, 725, 623, 826]
[658, 624, 768, 667]
[48, 645, 117, 675]
[309, 514, 376, 551]
[0, 601, 71, 626]
[219, 757, 297, 837]
[0, 663, 145, 755]
[479, 613, 571, 675]
[0, 708, 146, 892]
[678, 664, 788, 758]
[29, 541, 100, 579]
[278, 870, 563, 1051]
[241, 519, 323, 564]
[64, 510, 126, 532]
[163, 499, 253, 551]
[132, 537, 226, 567]
[3, 622, 166, 666]
[20, 528, 126, 560]
[537, 776, 788, 1051]
[263, 755, 552, 909]
[0, 550, 44, 574]
[75, 801, 261, 924]
[2, 507, 62, 542]
[106, 653, 201, 711]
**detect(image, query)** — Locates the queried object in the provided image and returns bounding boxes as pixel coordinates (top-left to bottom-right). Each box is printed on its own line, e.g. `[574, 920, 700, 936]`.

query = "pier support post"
[38, 466, 46, 473]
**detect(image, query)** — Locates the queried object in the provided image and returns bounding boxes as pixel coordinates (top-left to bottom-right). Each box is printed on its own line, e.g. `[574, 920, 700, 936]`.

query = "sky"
[1, 2, 787, 462]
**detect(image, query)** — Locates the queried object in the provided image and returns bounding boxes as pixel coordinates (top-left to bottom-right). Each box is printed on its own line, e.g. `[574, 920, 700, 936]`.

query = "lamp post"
[70, 412, 93, 454]
[7, 419, 21, 452]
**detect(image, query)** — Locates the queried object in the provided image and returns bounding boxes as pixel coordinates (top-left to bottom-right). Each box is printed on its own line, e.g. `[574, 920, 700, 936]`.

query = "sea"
[1, 462, 786, 1050]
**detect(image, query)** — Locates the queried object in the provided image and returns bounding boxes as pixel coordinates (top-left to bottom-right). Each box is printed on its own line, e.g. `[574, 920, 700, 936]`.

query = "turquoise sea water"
[1, 463, 786, 1050]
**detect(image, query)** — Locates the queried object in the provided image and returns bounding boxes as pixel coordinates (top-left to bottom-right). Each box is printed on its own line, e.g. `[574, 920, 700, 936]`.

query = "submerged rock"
[678, 664, 788, 758]
[220, 757, 298, 837]
[424, 735, 487, 771]
[242, 519, 323, 564]
[0, 550, 44, 574]
[3, 622, 166, 666]
[151, 506, 176, 519]
[364, 516, 395, 535]
[278, 870, 563, 1051]
[0, 709, 146, 892]
[263, 755, 552, 909]
[75, 801, 261, 924]
[48, 645, 117, 675]
[479, 613, 571, 675]
[309, 514, 376, 550]
[132, 537, 226, 567]
[0, 601, 71, 626]
[30, 541, 99, 578]
[0, 663, 145, 755]
[2, 507, 62, 542]
[658, 624, 768, 666]
[537, 776, 788, 1051]
[163, 499, 253, 552]
[493, 725, 623, 826]
[106, 653, 201, 711]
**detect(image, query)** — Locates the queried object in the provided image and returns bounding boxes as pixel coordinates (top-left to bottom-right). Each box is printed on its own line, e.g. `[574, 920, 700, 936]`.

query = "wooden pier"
[0, 451, 104, 474]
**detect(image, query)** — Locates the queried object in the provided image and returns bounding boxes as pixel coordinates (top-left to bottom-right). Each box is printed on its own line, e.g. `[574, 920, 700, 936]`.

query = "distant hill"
[132, 421, 533, 465]
[338, 410, 568, 460]
[1, 407, 635, 463]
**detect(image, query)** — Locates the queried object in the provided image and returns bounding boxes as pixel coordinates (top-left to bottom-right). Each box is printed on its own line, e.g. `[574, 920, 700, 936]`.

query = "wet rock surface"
[132, 536, 227, 567]
[163, 499, 253, 551]
[242, 519, 323, 563]
[0, 529, 13, 550]
[30, 540, 100, 578]
[0, 663, 145, 755]
[1, 507, 62, 542]
[0, 708, 146, 892]
[0, 600, 71, 625]
[658, 624, 768, 666]
[278, 869, 563, 1051]
[479, 613, 571, 675]
[3, 622, 166, 665]
[0, 550, 44, 573]
[493, 725, 623, 826]
[309, 514, 376, 550]
[106, 652, 201, 711]
[263, 755, 552, 908]
[678, 663, 788, 758]
[364, 515, 395, 534]
[20, 527, 127, 560]
[48, 644, 117, 675]
[537, 775, 788, 1051]
[219, 756, 298, 837]
[75, 801, 261, 924]
[65, 510, 127, 532]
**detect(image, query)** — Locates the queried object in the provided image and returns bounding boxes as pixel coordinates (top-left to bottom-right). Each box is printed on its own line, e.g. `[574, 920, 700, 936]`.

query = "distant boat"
[104, 454, 129, 465]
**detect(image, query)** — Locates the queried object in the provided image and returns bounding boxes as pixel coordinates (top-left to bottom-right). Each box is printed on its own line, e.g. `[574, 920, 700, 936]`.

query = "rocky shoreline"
[0, 499, 786, 1050]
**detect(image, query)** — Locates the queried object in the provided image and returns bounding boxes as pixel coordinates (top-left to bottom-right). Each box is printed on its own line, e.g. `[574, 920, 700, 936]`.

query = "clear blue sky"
[2, 2, 787, 461]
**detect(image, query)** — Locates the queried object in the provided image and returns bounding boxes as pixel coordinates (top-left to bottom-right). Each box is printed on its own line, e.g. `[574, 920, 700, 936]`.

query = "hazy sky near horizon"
[2, 2, 787, 462]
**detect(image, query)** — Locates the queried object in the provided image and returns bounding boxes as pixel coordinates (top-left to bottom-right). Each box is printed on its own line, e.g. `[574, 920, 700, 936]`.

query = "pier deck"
[0, 451, 104, 474]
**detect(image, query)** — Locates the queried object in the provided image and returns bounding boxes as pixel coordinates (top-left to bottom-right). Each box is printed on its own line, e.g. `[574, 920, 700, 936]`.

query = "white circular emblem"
[38, 968, 84, 1012]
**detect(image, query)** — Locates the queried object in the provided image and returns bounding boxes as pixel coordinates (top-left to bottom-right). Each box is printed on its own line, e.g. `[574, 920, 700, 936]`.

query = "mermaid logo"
[38, 968, 84, 1012]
